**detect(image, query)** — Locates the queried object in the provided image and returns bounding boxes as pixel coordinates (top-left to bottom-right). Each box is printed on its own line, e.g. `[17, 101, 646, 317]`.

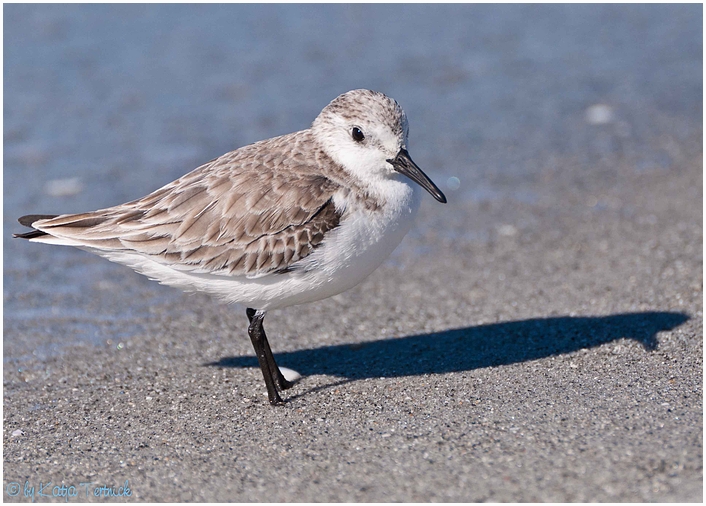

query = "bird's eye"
[351, 127, 365, 142]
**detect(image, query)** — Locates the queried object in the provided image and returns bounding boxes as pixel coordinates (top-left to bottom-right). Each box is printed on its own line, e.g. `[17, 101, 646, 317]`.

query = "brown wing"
[25, 131, 345, 277]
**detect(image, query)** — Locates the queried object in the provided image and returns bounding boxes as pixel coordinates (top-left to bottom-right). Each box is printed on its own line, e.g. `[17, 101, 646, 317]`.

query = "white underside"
[33, 177, 422, 311]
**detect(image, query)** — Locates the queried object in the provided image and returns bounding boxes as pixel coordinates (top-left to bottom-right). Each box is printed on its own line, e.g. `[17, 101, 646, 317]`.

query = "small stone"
[44, 177, 83, 197]
[279, 367, 302, 383]
[498, 224, 517, 237]
[585, 104, 614, 125]
[446, 176, 461, 190]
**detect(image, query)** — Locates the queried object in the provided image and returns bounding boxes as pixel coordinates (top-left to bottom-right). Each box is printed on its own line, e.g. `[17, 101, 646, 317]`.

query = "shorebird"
[15, 89, 447, 405]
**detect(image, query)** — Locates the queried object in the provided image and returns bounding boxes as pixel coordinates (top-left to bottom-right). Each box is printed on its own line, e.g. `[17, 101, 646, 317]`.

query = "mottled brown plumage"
[20, 130, 370, 277]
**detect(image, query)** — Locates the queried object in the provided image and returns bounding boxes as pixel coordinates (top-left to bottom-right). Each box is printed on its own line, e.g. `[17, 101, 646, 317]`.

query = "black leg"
[246, 308, 289, 405]
[263, 338, 295, 390]
[246, 308, 295, 392]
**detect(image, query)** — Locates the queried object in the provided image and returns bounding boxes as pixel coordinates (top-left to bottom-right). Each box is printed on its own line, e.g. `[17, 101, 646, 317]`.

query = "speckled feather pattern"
[316, 89, 406, 139]
[28, 130, 377, 277]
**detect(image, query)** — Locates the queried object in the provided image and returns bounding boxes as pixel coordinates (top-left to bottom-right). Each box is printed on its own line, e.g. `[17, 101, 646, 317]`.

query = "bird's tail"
[13, 215, 59, 239]
[13, 212, 121, 247]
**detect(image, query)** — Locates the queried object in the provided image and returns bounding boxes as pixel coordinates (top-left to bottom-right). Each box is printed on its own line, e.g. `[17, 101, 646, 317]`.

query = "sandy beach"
[4, 4, 702, 501]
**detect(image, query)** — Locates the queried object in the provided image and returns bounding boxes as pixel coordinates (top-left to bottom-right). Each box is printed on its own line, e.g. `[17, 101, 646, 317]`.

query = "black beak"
[387, 148, 447, 204]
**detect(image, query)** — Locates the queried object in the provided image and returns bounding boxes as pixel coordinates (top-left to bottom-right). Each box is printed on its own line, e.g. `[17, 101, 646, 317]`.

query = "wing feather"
[23, 130, 346, 277]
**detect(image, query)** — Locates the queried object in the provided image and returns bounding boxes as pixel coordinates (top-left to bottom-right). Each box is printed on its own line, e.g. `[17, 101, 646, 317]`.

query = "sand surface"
[4, 4, 702, 501]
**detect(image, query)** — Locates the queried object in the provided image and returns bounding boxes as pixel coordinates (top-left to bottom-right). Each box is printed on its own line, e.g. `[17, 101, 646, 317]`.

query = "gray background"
[4, 4, 702, 501]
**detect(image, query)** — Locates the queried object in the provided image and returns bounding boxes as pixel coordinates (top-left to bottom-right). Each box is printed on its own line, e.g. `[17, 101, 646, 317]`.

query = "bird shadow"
[207, 311, 688, 380]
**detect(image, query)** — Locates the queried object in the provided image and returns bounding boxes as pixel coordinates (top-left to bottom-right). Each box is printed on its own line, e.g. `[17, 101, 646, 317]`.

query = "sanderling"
[15, 89, 447, 405]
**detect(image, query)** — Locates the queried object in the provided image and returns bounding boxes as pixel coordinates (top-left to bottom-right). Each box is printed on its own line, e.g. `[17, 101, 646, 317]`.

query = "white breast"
[247, 176, 422, 310]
